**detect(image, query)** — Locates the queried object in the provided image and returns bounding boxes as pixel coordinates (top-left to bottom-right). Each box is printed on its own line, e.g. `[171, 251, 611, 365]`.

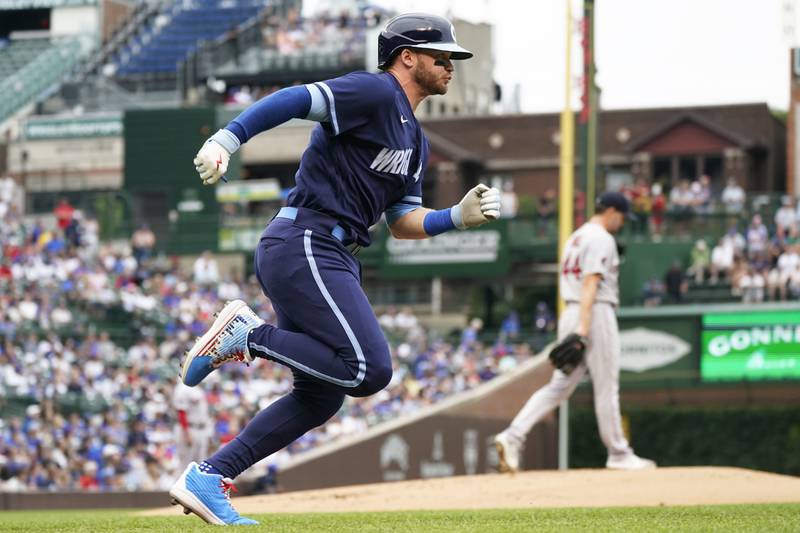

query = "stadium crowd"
[637, 180, 800, 305]
[0, 182, 532, 492]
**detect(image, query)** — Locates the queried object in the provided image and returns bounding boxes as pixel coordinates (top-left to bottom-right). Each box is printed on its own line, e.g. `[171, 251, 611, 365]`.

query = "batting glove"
[452, 184, 502, 229]
[193, 129, 240, 185]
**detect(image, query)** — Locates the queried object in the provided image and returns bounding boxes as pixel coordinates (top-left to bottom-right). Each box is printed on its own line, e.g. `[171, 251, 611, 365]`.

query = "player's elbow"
[388, 224, 409, 239]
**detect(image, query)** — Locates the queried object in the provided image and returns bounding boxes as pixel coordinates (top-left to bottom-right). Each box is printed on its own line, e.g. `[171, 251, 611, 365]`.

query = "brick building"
[423, 103, 785, 207]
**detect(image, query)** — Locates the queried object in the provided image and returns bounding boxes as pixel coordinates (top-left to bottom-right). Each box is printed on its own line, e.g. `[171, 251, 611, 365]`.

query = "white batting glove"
[452, 184, 502, 229]
[480, 186, 501, 220]
[193, 129, 240, 185]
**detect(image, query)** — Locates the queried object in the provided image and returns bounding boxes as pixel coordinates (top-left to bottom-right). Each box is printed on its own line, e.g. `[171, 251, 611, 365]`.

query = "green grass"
[0, 505, 798, 532]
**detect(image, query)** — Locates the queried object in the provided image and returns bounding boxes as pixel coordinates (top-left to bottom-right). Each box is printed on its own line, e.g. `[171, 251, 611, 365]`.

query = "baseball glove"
[548, 333, 587, 374]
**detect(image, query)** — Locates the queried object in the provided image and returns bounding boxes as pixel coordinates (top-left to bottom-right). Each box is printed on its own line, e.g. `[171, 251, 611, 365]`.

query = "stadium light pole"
[557, 0, 576, 472]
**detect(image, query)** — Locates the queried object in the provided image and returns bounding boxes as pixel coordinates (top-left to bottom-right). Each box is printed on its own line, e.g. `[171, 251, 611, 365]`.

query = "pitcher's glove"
[548, 333, 587, 374]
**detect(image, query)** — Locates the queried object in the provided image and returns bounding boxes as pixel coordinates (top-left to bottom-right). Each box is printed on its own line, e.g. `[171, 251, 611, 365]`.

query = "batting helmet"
[377, 13, 473, 70]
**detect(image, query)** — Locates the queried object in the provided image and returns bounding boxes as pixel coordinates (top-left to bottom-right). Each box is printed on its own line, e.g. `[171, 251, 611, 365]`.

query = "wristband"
[423, 208, 458, 236]
[211, 128, 240, 154]
[449, 204, 466, 230]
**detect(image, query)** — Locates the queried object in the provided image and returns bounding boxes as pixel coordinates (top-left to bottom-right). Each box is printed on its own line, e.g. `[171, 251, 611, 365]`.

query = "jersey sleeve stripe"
[385, 203, 420, 225]
[315, 82, 340, 136]
[304, 83, 330, 122]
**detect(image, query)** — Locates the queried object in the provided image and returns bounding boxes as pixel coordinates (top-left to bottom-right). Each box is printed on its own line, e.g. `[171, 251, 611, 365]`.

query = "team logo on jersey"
[370, 147, 414, 176]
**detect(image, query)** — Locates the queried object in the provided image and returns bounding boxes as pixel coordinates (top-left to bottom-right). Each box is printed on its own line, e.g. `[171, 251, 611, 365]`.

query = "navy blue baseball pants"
[207, 208, 392, 478]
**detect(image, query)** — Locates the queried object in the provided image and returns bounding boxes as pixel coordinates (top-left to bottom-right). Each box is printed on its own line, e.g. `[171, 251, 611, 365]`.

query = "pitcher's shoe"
[169, 462, 258, 526]
[181, 299, 264, 387]
[494, 432, 523, 473]
[606, 453, 657, 470]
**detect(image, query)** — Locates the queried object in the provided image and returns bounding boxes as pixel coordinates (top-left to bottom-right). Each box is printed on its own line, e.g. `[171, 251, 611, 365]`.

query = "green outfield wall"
[569, 405, 800, 475]
[615, 301, 800, 388]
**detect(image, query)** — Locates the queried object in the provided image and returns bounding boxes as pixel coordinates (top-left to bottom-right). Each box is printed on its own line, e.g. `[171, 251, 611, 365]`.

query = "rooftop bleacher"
[113, 0, 263, 76]
[0, 35, 91, 126]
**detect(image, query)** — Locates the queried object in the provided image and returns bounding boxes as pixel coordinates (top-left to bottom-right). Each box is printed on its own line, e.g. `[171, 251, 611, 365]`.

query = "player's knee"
[371, 360, 394, 392]
[358, 347, 393, 396]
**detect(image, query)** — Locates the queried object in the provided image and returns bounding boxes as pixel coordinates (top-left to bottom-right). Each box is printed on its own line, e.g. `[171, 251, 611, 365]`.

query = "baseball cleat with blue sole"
[180, 299, 264, 387]
[169, 462, 258, 526]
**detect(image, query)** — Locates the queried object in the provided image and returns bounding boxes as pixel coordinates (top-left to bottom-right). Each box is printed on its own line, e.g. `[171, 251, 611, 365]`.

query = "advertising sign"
[381, 225, 509, 278]
[701, 311, 800, 381]
[25, 116, 122, 140]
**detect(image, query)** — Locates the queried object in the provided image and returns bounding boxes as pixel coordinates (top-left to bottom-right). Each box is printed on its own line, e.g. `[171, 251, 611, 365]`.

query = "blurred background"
[0, 0, 798, 504]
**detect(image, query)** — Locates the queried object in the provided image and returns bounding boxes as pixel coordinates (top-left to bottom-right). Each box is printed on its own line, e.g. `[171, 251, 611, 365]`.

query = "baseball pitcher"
[494, 192, 656, 472]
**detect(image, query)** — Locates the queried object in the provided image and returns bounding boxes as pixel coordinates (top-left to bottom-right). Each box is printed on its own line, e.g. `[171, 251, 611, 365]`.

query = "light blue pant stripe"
[248, 229, 366, 388]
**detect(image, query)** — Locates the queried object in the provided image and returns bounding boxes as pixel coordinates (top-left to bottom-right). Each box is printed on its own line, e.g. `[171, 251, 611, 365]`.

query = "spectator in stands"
[536, 188, 557, 237]
[630, 178, 652, 235]
[192, 251, 220, 287]
[641, 276, 666, 307]
[766, 265, 785, 301]
[789, 265, 800, 298]
[746, 214, 769, 260]
[687, 240, 710, 284]
[0, 175, 19, 216]
[720, 224, 746, 256]
[500, 310, 520, 341]
[669, 179, 695, 214]
[460, 317, 484, 351]
[131, 224, 156, 264]
[774, 195, 797, 238]
[378, 305, 398, 331]
[664, 260, 688, 303]
[394, 306, 418, 331]
[775, 245, 800, 300]
[721, 177, 746, 214]
[53, 198, 75, 233]
[729, 256, 748, 298]
[649, 183, 666, 237]
[739, 266, 765, 303]
[532, 301, 555, 333]
[696, 175, 713, 213]
[709, 238, 735, 284]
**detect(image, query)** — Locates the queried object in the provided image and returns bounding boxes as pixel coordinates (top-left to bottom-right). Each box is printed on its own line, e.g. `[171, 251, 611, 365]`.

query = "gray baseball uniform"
[173, 382, 212, 466]
[504, 221, 633, 458]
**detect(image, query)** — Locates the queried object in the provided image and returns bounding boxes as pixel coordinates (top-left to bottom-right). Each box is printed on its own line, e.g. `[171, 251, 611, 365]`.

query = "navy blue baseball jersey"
[287, 71, 428, 246]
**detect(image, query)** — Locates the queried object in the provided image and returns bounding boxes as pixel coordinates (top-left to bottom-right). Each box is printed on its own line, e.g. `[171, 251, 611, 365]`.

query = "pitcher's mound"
[144, 467, 800, 516]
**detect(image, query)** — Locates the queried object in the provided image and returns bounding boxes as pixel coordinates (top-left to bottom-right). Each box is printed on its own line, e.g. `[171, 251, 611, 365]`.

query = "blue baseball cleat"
[169, 462, 259, 526]
[180, 299, 264, 387]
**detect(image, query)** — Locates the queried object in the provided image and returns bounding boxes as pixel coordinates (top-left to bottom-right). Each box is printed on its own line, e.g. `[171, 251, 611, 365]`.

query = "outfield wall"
[275, 353, 558, 492]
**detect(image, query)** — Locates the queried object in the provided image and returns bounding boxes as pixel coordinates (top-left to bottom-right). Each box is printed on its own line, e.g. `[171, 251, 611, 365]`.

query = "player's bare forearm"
[576, 274, 601, 337]
[388, 208, 434, 239]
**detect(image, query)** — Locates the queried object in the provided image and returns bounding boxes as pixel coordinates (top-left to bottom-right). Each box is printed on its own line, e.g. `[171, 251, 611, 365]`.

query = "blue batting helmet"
[377, 13, 473, 70]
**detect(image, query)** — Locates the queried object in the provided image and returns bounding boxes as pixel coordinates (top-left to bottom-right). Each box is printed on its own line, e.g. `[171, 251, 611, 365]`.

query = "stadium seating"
[0, 37, 88, 125]
[114, 0, 263, 76]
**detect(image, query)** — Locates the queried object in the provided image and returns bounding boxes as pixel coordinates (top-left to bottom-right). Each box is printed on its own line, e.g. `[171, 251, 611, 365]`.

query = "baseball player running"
[494, 192, 655, 473]
[169, 13, 501, 525]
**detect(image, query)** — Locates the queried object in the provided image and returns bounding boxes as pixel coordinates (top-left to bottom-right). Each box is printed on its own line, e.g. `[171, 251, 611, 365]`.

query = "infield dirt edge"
[142, 466, 800, 515]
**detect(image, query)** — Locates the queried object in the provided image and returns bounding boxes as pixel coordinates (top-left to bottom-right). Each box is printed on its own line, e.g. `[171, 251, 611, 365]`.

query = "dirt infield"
[145, 467, 800, 515]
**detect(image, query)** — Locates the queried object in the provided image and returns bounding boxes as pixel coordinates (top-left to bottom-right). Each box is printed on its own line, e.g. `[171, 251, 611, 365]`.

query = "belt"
[275, 207, 361, 255]
[276, 207, 347, 242]
[565, 300, 617, 306]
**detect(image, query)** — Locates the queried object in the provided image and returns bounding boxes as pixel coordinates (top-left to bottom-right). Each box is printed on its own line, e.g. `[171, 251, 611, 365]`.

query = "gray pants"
[175, 426, 211, 467]
[506, 303, 632, 457]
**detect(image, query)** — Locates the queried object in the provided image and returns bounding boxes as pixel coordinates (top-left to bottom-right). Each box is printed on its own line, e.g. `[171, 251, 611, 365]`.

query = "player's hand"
[194, 139, 230, 185]
[456, 184, 502, 228]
